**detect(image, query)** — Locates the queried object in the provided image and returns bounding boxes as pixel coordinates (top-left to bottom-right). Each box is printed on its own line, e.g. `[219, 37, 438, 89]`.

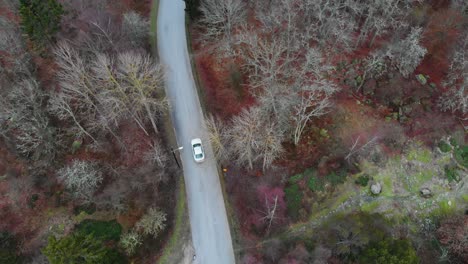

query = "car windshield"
[193, 144, 203, 155]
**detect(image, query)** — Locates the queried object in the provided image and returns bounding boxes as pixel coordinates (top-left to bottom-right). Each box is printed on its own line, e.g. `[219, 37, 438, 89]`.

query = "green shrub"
[449, 138, 458, 147]
[308, 177, 325, 192]
[71, 140, 82, 154]
[433, 200, 456, 217]
[285, 184, 303, 219]
[355, 174, 370, 187]
[289, 173, 304, 184]
[76, 220, 122, 241]
[358, 238, 419, 264]
[326, 170, 347, 186]
[19, 0, 64, 48]
[438, 141, 451, 153]
[454, 145, 468, 168]
[444, 166, 460, 182]
[42, 233, 126, 264]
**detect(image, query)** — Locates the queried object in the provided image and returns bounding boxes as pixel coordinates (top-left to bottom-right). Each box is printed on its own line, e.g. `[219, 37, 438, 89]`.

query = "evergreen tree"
[42, 233, 125, 264]
[358, 238, 419, 264]
[19, 0, 64, 48]
[184, 0, 201, 19]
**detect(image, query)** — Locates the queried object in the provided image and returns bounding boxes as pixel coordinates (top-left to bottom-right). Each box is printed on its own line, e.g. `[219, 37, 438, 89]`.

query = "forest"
[189, 0, 467, 263]
[0, 0, 467, 263]
[1, 0, 177, 263]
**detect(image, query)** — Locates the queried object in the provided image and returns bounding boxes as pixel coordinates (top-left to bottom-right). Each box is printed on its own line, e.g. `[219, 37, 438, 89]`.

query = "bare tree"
[345, 136, 379, 162]
[198, 0, 246, 54]
[259, 195, 278, 232]
[227, 106, 285, 170]
[298, 48, 333, 79]
[205, 114, 229, 162]
[356, 52, 388, 91]
[0, 79, 57, 160]
[144, 139, 169, 168]
[120, 231, 142, 256]
[238, 33, 291, 89]
[115, 51, 168, 133]
[257, 121, 285, 171]
[52, 41, 111, 139]
[298, 0, 358, 51]
[47, 93, 98, 142]
[386, 27, 427, 77]
[354, 0, 410, 48]
[122, 11, 149, 48]
[57, 160, 103, 202]
[439, 33, 467, 115]
[0, 16, 32, 77]
[51, 42, 167, 143]
[92, 51, 168, 134]
[227, 107, 262, 170]
[254, 0, 306, 60]
[291, 80, 339, 145]
[235, 14, 340, 153]
[136, 207, 167, 238]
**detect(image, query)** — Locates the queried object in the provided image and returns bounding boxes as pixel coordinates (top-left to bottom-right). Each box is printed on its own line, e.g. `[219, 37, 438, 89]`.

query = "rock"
[371, 183, 382, 195]
[420, 188, 432, 198]
[416, 74, 427, 85]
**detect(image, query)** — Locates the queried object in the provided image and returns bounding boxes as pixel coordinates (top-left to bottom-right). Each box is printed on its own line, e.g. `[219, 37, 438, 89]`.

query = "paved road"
[156, 1, 235, 264]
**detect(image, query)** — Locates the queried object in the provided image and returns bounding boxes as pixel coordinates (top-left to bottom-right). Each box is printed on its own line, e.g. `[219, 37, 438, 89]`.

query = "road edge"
[151, 1, 192, 263]
[184, 15, 242, 263]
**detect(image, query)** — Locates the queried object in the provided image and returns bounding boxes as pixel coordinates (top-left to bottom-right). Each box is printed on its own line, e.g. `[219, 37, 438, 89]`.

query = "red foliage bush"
[195, 53, 255, 119]
[418, 9, 462, 85]
[116, 121, 152, 168]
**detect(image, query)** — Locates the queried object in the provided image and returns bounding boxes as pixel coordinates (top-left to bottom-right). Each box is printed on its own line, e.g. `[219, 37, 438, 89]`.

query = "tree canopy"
[358, 238, 419, 264]
[19, 0, 64, 48]
[42, 233, 125, 264]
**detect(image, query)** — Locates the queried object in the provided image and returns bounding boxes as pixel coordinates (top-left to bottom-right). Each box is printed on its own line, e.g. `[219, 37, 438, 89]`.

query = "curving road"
[156, 1, 235, 264]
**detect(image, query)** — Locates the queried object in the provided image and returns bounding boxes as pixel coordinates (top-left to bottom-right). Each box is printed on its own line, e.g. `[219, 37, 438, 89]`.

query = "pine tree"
[42, 233, 124, 264]
[19, 0, 64, 48]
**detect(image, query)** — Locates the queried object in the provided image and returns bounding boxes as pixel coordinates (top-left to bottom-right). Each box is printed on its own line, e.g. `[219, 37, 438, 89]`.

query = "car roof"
[194, 146, 203, 155]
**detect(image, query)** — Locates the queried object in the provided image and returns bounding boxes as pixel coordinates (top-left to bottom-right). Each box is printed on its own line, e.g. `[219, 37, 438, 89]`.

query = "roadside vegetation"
[0, 0, 177, 262]
[188, 0, 467, 263]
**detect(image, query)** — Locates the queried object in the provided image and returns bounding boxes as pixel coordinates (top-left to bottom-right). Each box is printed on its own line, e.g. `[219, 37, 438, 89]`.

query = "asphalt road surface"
[157, 1, 236, 264]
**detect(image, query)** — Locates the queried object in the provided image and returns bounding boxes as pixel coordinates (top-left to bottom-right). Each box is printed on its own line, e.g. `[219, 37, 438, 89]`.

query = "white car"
[191, 138, 205, 163]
